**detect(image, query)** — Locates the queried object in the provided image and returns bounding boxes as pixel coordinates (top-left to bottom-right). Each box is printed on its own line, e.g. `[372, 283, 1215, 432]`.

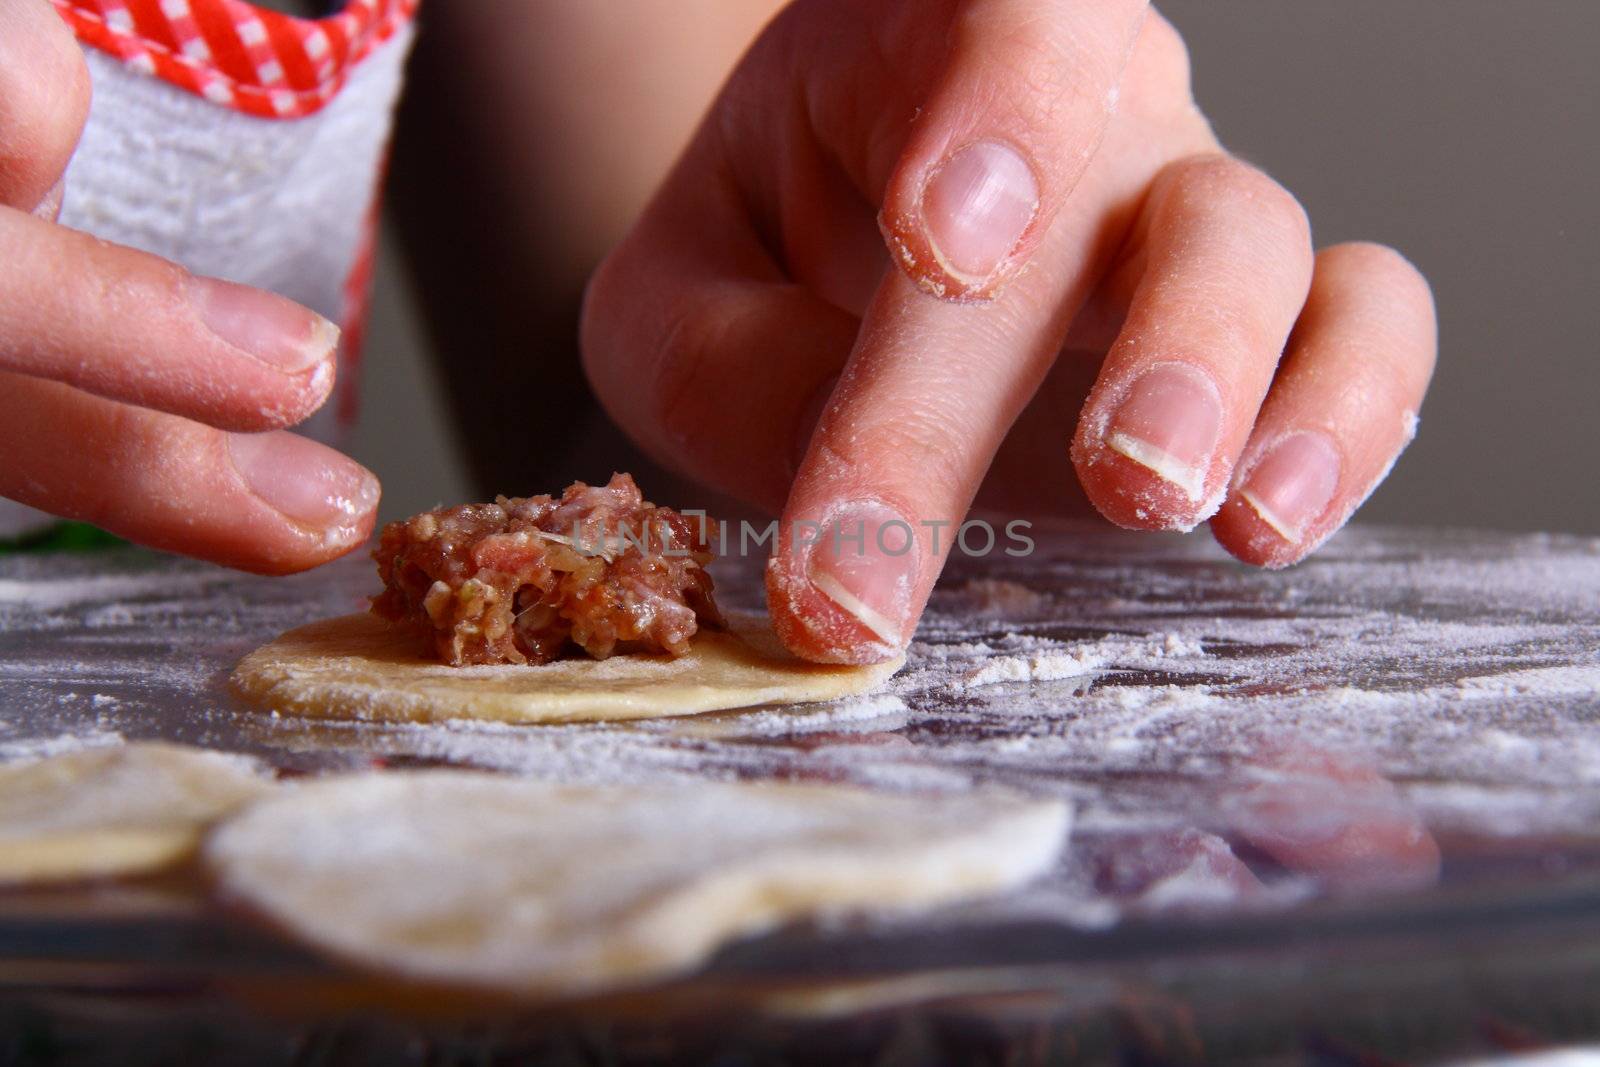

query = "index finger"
[767, 0, 1150, 663]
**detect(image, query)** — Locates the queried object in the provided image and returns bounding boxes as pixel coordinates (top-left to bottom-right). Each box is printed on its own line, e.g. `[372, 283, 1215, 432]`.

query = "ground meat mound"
[371, 473, 723, 666]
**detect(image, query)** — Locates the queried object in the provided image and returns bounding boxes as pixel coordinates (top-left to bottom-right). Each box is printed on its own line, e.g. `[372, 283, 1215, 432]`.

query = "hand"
[583, 0, 1436, 662]
[0, 0, 378, 573]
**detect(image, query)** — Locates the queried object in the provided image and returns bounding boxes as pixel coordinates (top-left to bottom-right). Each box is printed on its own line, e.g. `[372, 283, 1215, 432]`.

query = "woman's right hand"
[584, 0, 1436, 664]
[0, 0, 379, 573]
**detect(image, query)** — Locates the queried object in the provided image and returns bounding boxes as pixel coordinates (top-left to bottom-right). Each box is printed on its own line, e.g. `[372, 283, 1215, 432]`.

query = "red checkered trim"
[51, 0, 419, 119]
[334, 159, 387, 430]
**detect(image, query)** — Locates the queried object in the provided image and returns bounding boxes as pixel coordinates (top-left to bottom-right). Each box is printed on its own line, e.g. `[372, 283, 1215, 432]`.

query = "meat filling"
[371, 473, 723, 666]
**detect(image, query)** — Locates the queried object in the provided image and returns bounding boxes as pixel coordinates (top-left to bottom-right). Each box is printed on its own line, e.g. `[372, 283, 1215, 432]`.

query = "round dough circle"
[232, 612, 904, 724]
[0, 742, 275, 885]
[205, 770, 1068, 996]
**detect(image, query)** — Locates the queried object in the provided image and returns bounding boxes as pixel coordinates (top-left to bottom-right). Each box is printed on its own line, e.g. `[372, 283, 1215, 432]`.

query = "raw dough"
[206, 771, 1069, 995]
[0, 742, 275, 885]
[232, 612, 904, 724]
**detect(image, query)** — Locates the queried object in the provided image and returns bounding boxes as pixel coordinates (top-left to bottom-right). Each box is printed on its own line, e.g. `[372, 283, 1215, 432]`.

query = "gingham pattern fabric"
[50, 0, 419, 119]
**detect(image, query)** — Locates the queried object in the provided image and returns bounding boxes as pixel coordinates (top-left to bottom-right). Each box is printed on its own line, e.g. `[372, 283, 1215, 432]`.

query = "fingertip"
[1211, 495, 1316, 570]
[165, 265, 343, 431]
[764, 552, 901, 666]
[1070, 372, 1231, 535]
[763, 494, 920, 666]
[1212, 429, 1345, 568]
[1072, 438, 1227, 533]
[143, 430, 379, 575]
[265, 351, 340, 430]
[234, 507, 377, 576]
[1208, 237, 1435, 571]
[199, 352, 337, 434]
[1068, 152, 1321, 535]
[188, 274, 342, 376]
[0, 374, 378, 576]
[227, 429, 378, 533]
[291, 352, 339, 423]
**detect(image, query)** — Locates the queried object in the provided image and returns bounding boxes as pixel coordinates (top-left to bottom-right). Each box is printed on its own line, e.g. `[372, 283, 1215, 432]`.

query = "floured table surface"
[2, 523, 1600, 1063]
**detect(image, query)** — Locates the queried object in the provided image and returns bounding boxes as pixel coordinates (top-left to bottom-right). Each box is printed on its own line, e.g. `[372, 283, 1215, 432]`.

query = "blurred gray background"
[349, 0, 1599, 534]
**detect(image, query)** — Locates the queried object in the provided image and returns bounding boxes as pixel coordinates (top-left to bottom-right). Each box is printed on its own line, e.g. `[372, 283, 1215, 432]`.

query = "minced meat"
[371, 473, 723, 666]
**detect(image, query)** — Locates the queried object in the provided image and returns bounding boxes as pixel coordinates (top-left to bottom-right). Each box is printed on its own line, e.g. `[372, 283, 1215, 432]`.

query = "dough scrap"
[205, 771, 1069, 996]
[0, 742, 275, 885]
[232, 612, 904, 724]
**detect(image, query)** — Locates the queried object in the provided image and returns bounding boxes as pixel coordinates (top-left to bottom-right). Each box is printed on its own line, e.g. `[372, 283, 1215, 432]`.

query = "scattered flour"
[0, 729, 126, 763]
[0, 571, 222, 613]
[701, 694, 911, 737]
[1, 524, 1598, 930]
[949, 579, 1054, 618]
[962, 651, 1107, 688]
[1455, 664, 1600, 697]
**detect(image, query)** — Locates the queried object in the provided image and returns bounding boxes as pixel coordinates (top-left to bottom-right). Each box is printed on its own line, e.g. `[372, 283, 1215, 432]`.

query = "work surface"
[3, 523, 1599, 1063]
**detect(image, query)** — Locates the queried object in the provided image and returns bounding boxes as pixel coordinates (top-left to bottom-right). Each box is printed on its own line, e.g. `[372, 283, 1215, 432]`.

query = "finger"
[587, 0, 1151, 522]
[1071, 154, 1314, 531]
[584, 0, 943, 512]
[0, 373, 379, 574]
[765, 2, 1158, 664]
[0, 0, 91, 211]
[1211, 242, 1436, 567]
[582, 125, 859, 513]
[1225, 747, 1440, 894]
[878, 0, 1150, 300]
[0, 206, 340, 431]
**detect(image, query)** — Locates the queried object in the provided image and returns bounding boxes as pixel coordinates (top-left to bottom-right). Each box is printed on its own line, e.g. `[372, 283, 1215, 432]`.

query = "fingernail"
[806, 501, 920, 647]
[229, 432, 380, 534]
[1105, 363, 1223, 501]
[1239, 431, 1341, 544]
[920, 140, 1039, 283]
[190, 275, 340, 374]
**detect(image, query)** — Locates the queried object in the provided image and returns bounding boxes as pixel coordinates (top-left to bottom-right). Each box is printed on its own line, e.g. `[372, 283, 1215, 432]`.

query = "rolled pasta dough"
[232, 612, 904, 724]
[0, 742, 274, 884]
[206, 771, 1069, 995]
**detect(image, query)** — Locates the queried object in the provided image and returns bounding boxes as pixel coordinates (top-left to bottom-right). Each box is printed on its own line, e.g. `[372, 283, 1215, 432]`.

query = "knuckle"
[1322, 241, 1435, 310]
[1160, 154, 1311, 250]
[952, 1, 1120, 125]
[1317, 241, 1438, 379]
[1137, 11, 1194, 98]
[1118, 11, 1211, 147]
[74, 234, 187, 319]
